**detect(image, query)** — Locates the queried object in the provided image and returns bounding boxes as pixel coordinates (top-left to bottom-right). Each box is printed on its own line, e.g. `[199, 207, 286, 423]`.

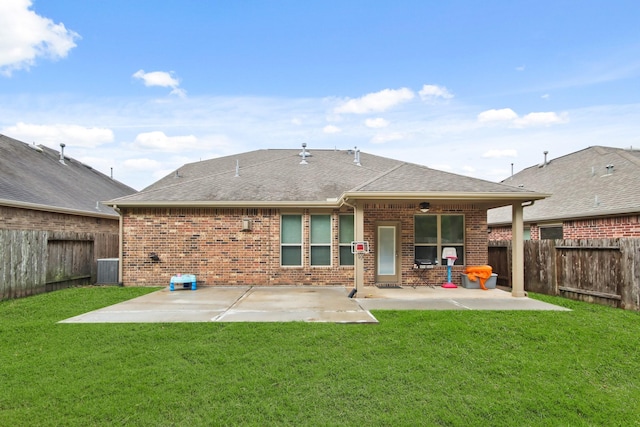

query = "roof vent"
[59, 143, 66, 165]
[539, 150, 548, 168]
[605, 164, 614, 175]
[299, 142, 311, 158]
[354, 148, 361, 167]
[299, 143, 309, 165]
[235, 160, 240, 177]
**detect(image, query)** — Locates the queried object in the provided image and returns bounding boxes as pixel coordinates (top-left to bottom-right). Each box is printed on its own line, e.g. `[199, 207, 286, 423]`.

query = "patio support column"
[511, 202, 526, 297]
[354, 202, 365, 292]
[114, 205, 124, 285]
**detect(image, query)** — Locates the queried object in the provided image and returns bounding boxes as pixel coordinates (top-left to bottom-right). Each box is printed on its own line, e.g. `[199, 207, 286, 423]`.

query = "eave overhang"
[107, 190, 549, 211]
[489, 207, 640, 227]
[106, 200, 342, 209]
[341, 191, 550, 209]
[1, 198, 119, 220]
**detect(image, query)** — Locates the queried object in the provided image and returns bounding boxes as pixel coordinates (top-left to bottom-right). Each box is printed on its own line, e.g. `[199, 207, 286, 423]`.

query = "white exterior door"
[376, 222, 400, 283]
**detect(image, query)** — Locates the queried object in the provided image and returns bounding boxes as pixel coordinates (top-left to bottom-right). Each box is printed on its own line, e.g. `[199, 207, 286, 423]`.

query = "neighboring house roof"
[0, 134, 136, 218]
[488, 146, 640, 225]
[108, 148, 546, 208]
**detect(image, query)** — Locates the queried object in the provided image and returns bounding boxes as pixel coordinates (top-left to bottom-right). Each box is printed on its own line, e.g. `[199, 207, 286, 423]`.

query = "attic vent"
[604, 164, 614, 175]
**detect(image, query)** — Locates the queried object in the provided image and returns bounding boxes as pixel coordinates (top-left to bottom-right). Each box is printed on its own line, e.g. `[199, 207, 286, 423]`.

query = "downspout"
[113, 204, 124, 286]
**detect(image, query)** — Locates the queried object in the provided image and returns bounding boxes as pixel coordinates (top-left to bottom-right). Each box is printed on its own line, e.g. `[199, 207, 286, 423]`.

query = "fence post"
[620, 238, 640, 310]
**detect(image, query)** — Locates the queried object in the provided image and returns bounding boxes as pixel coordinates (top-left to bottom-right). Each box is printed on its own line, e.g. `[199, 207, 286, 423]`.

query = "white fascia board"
[341, 191, 550, 203]
[107, 200, 342, 209]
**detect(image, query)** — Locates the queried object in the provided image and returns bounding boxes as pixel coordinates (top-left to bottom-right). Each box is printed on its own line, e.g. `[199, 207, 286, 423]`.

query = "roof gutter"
[1, 198, 119, 219]
[104, 200, 343, 209]
[341, 191, 548, 201]
[489, 207, 640, 227]
[108, 190, 550, 210]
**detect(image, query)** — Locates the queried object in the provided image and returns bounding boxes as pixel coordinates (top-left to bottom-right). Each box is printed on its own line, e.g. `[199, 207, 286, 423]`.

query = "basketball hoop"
[351, 241, 369, 260]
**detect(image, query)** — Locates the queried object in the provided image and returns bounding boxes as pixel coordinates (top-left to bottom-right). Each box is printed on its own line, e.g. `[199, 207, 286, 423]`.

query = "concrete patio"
[59, 285, 569, 324]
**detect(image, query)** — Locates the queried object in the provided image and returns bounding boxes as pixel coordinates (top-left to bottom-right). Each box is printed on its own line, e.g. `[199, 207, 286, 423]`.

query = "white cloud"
[370, 132, 406, 144]
[541, 94, 550, 99]
[132, 131, 198, 152]
[0, 0, 79, 76]
[478, 108, 568, 128]
[364, 118, 389, 128]
[418, 84, 454, 102]
[482, 149, 518, 158]
[477, 108, 518, 122]
[516, 65, 526, 71]
[133, 69, 186, 97]
[323, 125, 341, 134]
[334, 87, 414, 114]
[123, 158, 162, 171]
[515, 112, 568, 127]
[1, 122, 113, 148]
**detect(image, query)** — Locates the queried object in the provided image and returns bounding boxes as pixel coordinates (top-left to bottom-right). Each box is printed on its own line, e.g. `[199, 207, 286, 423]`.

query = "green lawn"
[1, 287, 639, 426]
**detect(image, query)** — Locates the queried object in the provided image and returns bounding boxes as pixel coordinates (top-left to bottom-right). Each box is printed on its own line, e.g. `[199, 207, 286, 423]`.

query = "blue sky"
[1, 0, 639, 190]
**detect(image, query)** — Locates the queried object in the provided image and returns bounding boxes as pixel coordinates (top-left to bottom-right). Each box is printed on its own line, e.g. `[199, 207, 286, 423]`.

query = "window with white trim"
[339, 214, 354, 266]
[414, 214, 465, 265]
[281, 214, 302, 266]
[310, 214, 331, 266]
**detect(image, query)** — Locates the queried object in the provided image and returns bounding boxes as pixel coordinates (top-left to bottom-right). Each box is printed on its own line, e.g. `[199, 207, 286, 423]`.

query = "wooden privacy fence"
[0, 230, 119, 300]
[489, 238, 640, 311]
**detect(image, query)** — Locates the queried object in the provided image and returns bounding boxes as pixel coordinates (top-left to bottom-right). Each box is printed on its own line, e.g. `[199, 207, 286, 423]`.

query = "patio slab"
[356, 286, 570, 311]
[59, 285, 569, 324]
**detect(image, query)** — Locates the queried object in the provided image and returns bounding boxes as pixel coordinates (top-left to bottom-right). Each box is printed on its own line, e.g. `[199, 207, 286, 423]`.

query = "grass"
[1, 288, 639, 426]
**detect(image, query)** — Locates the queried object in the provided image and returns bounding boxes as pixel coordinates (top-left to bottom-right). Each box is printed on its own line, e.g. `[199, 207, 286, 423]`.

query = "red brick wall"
[488, 225, 514, 241]
[563, 215, 640, 238]
[0, 205, 119, 234]
[121, 207, 355, 287]
[361, 202, 488, 287]
[120, 203, 489, 287]
[489, 215, 640, 241]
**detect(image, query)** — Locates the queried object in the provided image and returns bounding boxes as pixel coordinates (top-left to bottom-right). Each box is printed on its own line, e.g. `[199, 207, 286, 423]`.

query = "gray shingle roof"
[110, 148, 543, 206]
[0, 134, 136, 217]
[488, 146, 640, 224]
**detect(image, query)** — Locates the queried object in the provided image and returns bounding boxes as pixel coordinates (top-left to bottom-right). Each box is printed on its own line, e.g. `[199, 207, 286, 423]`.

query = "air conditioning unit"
[97, 258, 119, 285]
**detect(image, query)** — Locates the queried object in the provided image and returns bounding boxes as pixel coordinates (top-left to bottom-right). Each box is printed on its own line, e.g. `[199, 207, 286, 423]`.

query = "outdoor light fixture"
[419, 202, 430, 212]
[241, 218, 252, 231]
[149, 252, 160, 262]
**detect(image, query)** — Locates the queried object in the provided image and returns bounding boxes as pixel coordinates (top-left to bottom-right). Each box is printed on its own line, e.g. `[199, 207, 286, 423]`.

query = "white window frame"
[310, 214, 332, 267]
[281, 214, 303, 267]
[339, 214, 355, 266]
[414, 214, 465, 265]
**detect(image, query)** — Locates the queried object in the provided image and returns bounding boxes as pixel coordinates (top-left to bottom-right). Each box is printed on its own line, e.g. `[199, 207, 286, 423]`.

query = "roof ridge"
[348, 162, 406, 192]
[610, 147, 640, 168]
